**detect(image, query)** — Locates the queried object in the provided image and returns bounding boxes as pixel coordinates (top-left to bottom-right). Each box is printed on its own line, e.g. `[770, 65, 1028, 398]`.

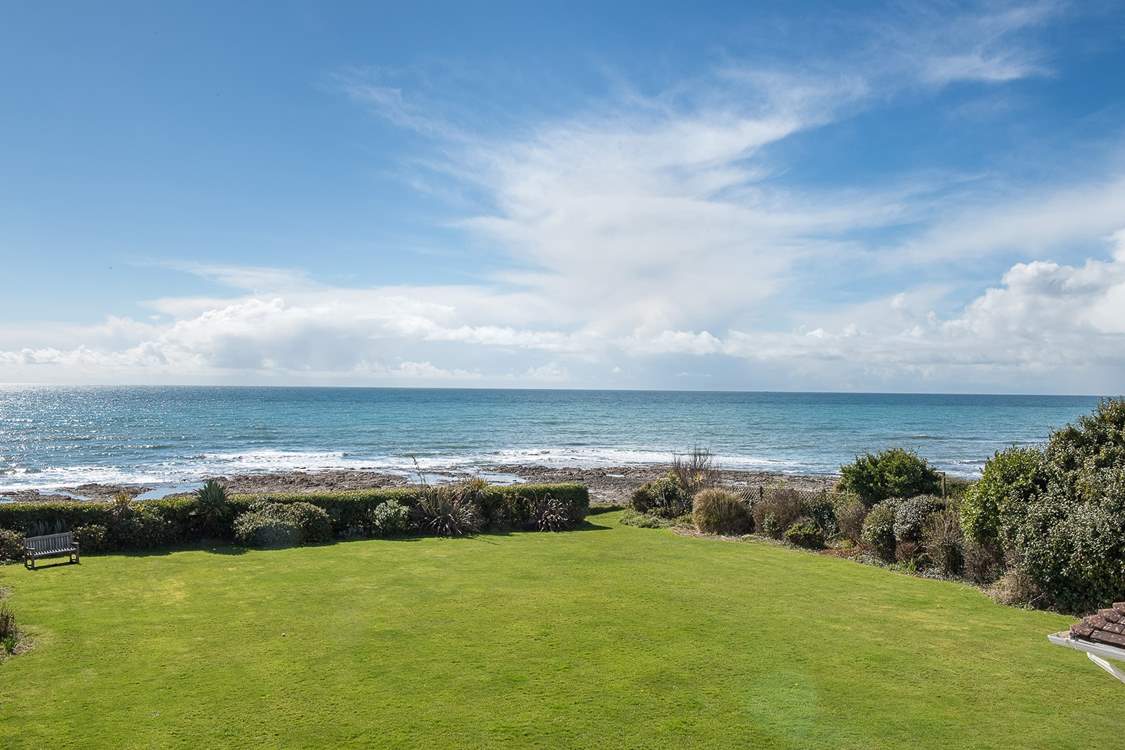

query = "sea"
[0, 386, 1107, 498]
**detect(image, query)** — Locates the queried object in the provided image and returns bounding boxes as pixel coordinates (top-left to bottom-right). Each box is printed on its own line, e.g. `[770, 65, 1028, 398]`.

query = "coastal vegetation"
[0, 482, 591, 553]
[623, 399, 1125, 615]
[959, 399, 1125, 612]
[0, 509, 1119, 748]
[838, 447, 942, 506]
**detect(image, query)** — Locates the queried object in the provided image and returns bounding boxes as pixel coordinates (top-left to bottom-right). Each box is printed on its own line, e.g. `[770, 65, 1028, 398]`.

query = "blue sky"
[2, 1, 1125, 392]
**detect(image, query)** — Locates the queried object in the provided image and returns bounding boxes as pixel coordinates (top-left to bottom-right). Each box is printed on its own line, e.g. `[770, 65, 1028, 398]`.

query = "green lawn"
[1, 510, 1118, 749]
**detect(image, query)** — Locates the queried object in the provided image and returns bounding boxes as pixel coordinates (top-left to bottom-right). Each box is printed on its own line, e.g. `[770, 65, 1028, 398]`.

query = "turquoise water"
[0, 386, 1105, 492]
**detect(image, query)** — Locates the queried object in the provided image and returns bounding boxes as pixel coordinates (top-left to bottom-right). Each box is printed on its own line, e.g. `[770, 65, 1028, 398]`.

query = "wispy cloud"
[875, 0, 1061, 86]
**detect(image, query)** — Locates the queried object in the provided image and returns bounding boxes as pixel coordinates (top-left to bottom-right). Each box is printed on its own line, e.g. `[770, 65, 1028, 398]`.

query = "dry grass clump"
[671, 447, 719, 496]
[692, 488, 751, 535]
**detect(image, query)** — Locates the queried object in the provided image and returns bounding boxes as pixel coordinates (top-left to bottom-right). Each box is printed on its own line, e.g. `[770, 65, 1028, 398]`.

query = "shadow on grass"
[24, 559, 82, 571]
[18, 521, 611, 565]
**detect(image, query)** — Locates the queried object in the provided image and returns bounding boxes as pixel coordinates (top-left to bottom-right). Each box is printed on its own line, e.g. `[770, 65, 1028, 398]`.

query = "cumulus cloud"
[719, 231, 1125, 387]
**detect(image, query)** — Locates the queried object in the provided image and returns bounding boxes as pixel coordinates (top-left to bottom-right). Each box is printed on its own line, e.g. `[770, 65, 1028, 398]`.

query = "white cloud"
[878, 1, 1060, 86]
[719, 231, 1125, 386]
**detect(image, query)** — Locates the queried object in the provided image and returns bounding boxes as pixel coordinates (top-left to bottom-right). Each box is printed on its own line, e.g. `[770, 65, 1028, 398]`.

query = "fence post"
[941, 472, 947, 499]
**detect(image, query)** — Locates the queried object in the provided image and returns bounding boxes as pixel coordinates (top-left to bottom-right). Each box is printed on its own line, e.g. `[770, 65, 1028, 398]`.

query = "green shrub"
[692, 488, 751, 535]
[233, 511, 302, 548]
[752, 488, 802, 539]
[1044, 398, 1125, 475]
[106, 494, 173, 549]
[991, 400, 1125, 612]
[834, 496, 867, 544]
[630, 474, 690, 518]
[0, 529, 23, 563]
[191, 479, 233, 538]
[922, 510, 964, 576]
[0, 483, 590, 549]
[960, 447, 1043, 545]
[479, 482, 588, 531]
[839, 448, 941, 507]
[285, 502, 332, 543]
[1009, 470, 1125, 612]
[365, 500, 411, 536]
[233, 501, 332, 548]
[861, 502, 897, 562]
[893, 495, 943, 543]
[800, 492, 838, 537]
[415, 484, 480, 536]
[72, 524, 108, 553]
[784, 518, 825, 549]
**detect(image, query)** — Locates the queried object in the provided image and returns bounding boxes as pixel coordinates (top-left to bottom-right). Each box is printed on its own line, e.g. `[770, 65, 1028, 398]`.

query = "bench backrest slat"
[25, 532, 75, 552]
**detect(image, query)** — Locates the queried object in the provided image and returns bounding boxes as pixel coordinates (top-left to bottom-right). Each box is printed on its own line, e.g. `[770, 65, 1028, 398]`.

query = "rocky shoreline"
[1, 464, 837, 506]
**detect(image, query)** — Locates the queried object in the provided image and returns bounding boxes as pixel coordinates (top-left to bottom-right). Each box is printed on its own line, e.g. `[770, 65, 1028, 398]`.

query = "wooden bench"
[24, 532, 80, 570]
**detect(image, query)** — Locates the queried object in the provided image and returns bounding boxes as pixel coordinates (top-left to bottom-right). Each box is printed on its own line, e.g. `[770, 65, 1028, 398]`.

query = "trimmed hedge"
[0, 483, 590, 552]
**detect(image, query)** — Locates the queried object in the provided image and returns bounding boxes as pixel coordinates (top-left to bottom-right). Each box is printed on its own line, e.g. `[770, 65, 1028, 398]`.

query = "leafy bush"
[692, 488, 750, 535]
[106, 494, 173, 549]
[1009, 470, 1125, 612]
[960, 447, 1043, 545]
[861, 502, 897, 562]
[751, 488, 803, 539]
[784, 518, 825, 549]
[893, 495, 943, 543]
[72, 524, 108, 553]
[671, 448, 719, 497]
[233, 501, 332, 548]
[533, 495, 571, 532]
[630, 474, 690, 518]
[1044, 398, 1125, 475]
[799, 492, 838, 538]
[0, 529, 23, 563]
[839, 448, 942, 507]
[0, 483, 590, 549]
[977, 400, 1125, 612]
[415, 484, 480, 536]
[365, 500, 412, 536]
[191, 479, 232, 538]
[233, 512, 302, 548]
[922, 510, 964, 576]
[834, 496, 867, 544]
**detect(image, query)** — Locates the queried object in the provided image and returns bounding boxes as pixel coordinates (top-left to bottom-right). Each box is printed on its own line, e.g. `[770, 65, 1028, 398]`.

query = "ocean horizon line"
[0, 382, 1115, 399]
